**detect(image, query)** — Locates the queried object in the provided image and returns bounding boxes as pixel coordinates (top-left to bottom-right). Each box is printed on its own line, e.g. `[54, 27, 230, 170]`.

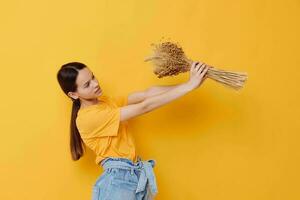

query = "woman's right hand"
[187, 61, 209, 90]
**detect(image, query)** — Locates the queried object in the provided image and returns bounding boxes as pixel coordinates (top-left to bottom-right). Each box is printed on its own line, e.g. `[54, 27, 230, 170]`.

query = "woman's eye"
[85, 75, 95, 87]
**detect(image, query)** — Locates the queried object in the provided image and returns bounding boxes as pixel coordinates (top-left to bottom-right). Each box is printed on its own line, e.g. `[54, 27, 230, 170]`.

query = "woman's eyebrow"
[83, 73, 94, 86]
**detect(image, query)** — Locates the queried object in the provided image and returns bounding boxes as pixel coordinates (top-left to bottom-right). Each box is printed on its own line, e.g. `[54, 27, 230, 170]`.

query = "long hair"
[56, 62, 87, 161]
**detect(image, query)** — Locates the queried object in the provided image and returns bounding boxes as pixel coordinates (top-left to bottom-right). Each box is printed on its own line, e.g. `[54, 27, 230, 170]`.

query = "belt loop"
[130, 168, 134, 175]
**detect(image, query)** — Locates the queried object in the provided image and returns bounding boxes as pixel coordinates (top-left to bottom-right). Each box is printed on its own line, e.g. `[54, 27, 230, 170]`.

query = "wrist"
[183, 81, 195, 92]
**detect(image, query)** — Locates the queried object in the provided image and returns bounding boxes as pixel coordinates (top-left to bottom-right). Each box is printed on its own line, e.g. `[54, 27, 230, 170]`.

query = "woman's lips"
[95, 87, 101, 94]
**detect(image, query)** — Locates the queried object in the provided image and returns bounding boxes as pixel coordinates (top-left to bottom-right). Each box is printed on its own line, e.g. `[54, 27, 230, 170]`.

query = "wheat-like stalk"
[144, 41, 248, 90]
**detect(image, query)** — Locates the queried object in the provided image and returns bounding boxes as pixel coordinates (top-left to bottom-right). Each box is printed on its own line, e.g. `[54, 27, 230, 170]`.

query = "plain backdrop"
[0, 0, 299, 199]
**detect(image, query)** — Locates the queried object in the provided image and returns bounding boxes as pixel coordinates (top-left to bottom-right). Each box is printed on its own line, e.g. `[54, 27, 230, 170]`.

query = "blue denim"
[92, 156, 158, 200]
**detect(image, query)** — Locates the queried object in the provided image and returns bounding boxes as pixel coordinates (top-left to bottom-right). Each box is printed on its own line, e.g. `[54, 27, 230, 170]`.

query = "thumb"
[201, 74, 208, 83]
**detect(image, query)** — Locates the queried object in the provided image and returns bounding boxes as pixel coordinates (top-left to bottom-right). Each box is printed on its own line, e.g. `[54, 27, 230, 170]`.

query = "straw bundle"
[144, 41, 248, 90]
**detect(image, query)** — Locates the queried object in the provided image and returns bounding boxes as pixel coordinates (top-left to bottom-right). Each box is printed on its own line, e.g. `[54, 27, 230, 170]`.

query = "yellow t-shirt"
[75, 93, 137, 165]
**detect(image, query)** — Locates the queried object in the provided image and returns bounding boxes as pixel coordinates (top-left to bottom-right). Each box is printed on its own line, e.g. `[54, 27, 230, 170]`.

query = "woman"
[56, 61, 208, 200]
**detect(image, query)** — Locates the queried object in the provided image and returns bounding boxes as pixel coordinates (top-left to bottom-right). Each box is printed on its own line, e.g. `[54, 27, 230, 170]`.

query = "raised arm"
[120, 83, 193, 122]
[127, 84, 185, 105]
[142, 61, 208, 113]
[120, 61, 208, 122]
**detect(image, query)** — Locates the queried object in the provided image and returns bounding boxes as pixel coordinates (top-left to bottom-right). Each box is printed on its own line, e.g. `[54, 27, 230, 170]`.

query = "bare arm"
[127, 89, 147, 105]
[142, 82, 194, 113]
[146, 84, 180, 97]
[120, 83, 193, 121]
[120, 61, 208, 121]
[127, 84, 180, 105]
[143, 61, 209, 113]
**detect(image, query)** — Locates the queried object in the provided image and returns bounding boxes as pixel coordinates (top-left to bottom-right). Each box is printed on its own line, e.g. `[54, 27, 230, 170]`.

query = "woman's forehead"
[77, 68, 92, 86]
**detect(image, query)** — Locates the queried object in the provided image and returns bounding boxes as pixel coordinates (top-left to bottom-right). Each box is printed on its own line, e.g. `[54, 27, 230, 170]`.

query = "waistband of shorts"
[99, 156, 143, 167]
[100, 156, 158, 195]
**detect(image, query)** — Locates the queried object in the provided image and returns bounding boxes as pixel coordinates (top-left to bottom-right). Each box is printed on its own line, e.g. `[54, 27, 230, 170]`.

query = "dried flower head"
[144, 41, 193, 78]
[145, 40, 248, 90]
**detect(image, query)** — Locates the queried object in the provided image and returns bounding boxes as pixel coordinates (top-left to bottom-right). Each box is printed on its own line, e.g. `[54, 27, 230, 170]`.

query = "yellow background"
[1, 0, 299, 199]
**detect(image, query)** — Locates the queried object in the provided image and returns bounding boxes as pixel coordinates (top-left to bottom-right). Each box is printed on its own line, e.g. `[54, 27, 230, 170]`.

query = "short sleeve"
[111, 95, 128, 107]
[76, 106, 121, 138]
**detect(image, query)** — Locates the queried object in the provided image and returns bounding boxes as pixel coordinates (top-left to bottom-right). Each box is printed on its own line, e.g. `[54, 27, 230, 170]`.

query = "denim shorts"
[92, 157, 158, 200]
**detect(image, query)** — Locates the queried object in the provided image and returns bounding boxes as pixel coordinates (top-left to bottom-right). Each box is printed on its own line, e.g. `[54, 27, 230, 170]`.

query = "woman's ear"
[68, 91, 79, 100]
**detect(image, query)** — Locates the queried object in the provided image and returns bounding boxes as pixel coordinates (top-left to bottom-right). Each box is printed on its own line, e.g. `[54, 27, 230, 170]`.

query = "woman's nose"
[92, 80, 99, 87]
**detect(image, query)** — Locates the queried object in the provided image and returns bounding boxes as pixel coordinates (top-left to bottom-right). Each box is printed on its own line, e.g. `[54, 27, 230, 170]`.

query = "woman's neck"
[80, 98, 100, 109]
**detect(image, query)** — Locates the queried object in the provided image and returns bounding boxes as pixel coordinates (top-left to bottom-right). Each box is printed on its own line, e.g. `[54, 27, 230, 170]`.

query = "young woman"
[56, 61, 209, 200]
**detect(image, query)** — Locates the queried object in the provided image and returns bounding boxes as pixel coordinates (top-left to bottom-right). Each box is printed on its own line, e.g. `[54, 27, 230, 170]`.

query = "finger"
[199, 66, 208, 77]
[198, 61, 204, 66]
[200, 66, 209, 77]
[199, 63, 206, 71]
[191, 61, 199, 70]
[195, 62, 202, 71]
[203, 65, 209, 74]
[197, 63, 206, 75]
[197, 62, 205, 71]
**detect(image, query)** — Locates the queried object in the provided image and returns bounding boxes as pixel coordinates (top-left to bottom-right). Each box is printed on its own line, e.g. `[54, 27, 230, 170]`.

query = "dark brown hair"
[56, 62, 87, 161]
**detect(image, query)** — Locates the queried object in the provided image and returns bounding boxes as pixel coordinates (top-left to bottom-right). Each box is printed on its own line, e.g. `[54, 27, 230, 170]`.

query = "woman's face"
[69, 67, 102, 100]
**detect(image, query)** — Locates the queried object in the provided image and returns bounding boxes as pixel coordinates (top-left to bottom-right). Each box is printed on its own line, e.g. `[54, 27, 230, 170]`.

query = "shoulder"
[95, 93, 127, 107]
[76, 99, 121, 137]
[109, 95, 128, 107]
[77, 101, 120, 125]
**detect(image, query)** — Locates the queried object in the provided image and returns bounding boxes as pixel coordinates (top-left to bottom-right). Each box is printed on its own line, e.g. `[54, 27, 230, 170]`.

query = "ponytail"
[57, 62, 87, 161]
[70, 98, 85, 160]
